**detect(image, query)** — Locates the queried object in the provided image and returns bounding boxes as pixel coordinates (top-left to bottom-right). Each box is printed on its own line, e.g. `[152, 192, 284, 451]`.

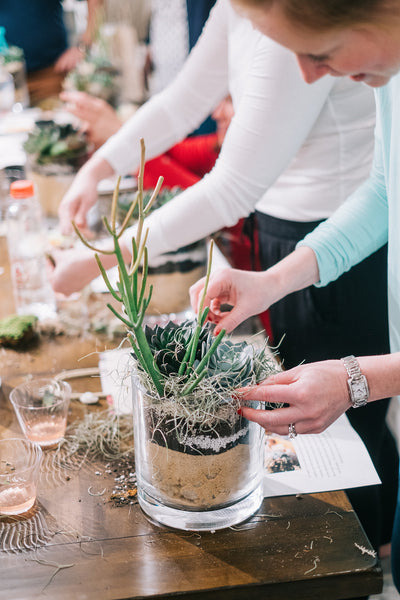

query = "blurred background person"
[146, 0, 216, 134]
[0, 0, 102, 105]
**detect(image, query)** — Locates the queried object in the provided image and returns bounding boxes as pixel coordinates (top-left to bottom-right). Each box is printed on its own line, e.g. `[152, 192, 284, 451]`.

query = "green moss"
[0, 314, 38, 346]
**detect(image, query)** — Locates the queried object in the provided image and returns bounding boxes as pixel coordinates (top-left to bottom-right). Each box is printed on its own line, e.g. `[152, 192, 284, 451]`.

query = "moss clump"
[0, 314, 38, 347]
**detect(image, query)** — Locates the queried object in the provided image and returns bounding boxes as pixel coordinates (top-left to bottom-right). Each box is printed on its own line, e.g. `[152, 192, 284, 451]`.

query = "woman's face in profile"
[234, 1, 400, 87]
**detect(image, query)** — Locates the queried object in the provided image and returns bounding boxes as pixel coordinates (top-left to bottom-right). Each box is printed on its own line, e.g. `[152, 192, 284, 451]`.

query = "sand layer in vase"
[143, 440, 253, 509]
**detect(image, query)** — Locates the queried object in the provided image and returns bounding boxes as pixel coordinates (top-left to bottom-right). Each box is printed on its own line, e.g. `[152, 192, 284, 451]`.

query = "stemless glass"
[0, 438, 42, 515]
[10, 378, 71, 448]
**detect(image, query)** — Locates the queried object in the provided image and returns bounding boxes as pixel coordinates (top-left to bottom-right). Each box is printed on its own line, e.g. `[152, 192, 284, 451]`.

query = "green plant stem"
[179, 240, 221, 379]
[181, 328, 226, 396]
[180, 368, 208, 396]
[111, 227, 165, 396]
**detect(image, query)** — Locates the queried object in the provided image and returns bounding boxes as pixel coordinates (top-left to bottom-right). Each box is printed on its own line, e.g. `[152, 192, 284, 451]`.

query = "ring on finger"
[288, 423, 297, 439]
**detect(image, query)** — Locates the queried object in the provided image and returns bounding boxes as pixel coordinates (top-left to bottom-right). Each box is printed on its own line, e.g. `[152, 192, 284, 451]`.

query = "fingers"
[60, 91, 102, 122]
[74, 204, 88, 231]
[58, 205, 74, 235]
[239, 405, 301, 436]
[235, 361, 351, 436]
[190, 268, 234, 313]
[58, 195, 79, 234]
[212, 306, 252, 335]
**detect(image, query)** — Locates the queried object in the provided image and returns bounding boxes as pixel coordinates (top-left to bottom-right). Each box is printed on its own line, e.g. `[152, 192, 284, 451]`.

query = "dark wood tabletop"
[0, 236, 383, 600]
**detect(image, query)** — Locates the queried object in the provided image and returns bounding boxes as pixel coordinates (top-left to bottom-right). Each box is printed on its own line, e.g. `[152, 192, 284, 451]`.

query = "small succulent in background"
[117, 187, 183, 225]
[23, 121, 89, 167]
[63, 55, 120, 107]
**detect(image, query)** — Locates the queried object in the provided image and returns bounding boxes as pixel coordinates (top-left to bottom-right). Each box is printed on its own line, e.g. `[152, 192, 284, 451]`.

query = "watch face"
[352, 381, 366, 399]
[349, 375, 368, 406]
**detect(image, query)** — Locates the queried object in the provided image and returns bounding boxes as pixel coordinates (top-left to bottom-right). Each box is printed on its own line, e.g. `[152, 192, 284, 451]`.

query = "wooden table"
[0, 236, 383, 600]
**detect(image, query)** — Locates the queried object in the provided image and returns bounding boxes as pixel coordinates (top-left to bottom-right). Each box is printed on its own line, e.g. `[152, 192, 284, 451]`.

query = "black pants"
[256, 210, 399, 550]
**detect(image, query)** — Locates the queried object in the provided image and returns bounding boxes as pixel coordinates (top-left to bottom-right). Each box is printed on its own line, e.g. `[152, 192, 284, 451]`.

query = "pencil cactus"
[74, 139, 279, 401]
[73, 139, 228, 398]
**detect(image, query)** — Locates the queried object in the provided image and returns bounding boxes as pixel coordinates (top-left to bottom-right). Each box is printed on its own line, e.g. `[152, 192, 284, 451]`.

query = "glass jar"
[132, 377, 265, 531]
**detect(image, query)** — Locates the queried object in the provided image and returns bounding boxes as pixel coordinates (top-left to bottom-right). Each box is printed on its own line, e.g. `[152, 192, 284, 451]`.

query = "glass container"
[0, 438, 42, 515]
[132, 377, 265, 531]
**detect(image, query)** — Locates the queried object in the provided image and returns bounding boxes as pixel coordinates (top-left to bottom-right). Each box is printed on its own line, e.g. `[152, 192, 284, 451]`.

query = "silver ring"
[288, 423, 297, 439]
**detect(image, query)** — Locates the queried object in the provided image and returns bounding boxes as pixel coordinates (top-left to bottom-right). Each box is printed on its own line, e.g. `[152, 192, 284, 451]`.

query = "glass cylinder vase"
[132, 377, 265, 531]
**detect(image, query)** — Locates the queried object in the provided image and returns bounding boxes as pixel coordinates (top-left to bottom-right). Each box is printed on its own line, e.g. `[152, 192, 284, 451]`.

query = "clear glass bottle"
[0, 27, 29, 110]
[6, 180, 57, 320]
[0, 55, 14, 115]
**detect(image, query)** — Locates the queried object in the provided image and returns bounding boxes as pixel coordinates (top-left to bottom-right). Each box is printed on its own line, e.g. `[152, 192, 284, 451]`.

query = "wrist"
[358, 353, 400, 403]
[83, 156, 114, 182]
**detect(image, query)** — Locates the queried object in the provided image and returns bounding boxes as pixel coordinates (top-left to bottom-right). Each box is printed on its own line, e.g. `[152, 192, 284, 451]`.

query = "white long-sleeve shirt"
[96, 0, 375, 261]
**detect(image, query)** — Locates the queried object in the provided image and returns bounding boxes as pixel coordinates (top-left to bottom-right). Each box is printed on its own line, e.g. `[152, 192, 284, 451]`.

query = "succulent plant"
[205, 338, 256, 391]
[23, 121, 88, 166]
[143, 320, 216, 380]
[143, 318, 270, 395]
[63, 55, 120, 106]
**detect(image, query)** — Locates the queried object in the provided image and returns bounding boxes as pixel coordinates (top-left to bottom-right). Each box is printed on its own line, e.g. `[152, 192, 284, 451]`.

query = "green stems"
[73, 138, 226, 399]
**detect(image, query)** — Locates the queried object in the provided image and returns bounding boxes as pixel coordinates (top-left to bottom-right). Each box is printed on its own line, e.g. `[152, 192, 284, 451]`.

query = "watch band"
[341, 355, 369, 408]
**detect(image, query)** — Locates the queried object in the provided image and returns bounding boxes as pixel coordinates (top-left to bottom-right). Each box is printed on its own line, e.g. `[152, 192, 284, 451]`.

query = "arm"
[95, 0, 230, 174]
[120, 36, 336, 261]
[188, 110, 391, 436]
[58, 0, 230, 232]
[189, 105, 389, 333]
[60, 91, 122, 148]
[54, 0, 104, 73]
[55, 19, 335, 291]
[235, 353, 400, 436]
[297, 110, 388, 285]
[189, 245, 319, 334]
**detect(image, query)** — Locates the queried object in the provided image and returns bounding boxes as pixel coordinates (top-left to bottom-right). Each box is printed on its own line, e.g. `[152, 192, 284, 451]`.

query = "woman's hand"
[190, 268, 272, 334]
[190, 246, 320, 334]
[54, 47, 84, 73]
[48, 246, 104, 296]
[237, 360, 351, 436]
[60, 91, 122, 148]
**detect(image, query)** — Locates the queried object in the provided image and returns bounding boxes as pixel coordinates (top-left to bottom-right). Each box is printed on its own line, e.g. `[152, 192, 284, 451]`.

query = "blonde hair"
[233, 0, 397, 31]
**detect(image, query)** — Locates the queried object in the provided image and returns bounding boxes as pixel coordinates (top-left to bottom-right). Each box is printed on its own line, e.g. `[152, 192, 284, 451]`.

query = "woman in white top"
[52, 0, 397, 551]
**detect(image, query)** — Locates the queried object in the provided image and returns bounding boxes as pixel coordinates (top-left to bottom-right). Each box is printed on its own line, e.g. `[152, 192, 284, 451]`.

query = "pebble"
[79, 392, 99, 405]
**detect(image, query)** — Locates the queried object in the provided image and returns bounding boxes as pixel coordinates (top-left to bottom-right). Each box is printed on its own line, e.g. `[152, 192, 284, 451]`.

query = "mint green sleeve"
[296, 111, 389, 287]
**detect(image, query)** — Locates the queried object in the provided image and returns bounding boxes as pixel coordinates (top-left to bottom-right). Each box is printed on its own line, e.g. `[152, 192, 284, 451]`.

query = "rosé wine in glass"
[0, 438, 42, 515]
[23, 416, 68, 447]
[10, 378, 71, 449]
